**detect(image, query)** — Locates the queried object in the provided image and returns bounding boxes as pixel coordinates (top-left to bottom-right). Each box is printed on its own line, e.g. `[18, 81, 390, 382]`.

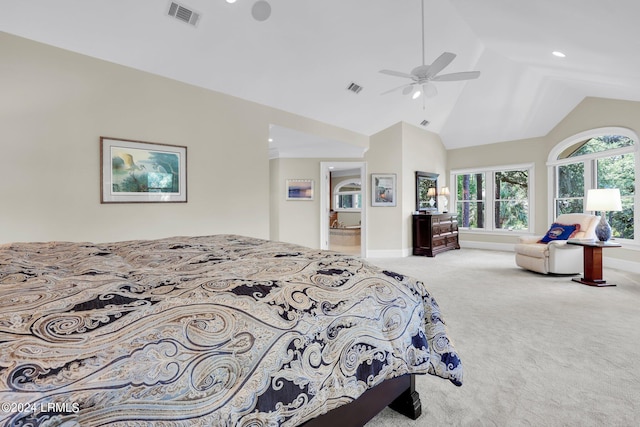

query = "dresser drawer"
[412, 213, 460, 257]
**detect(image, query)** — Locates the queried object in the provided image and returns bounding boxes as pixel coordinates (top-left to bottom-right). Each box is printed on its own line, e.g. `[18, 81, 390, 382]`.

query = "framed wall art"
[100, 137, 187, 203]
[371, 173, 396, 207]
[286, 179, 314, 200]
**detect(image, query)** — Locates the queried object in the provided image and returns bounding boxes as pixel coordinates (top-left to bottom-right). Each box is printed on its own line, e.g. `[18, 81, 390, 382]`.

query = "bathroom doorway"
[320, 162, 366, 257]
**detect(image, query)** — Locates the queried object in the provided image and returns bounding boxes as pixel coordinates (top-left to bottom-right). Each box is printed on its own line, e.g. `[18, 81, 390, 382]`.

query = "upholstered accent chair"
[514, 213, 600, 275]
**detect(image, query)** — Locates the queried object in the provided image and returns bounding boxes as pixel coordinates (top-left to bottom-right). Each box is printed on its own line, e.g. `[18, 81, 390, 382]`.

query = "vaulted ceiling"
[3, 0, 640, 150]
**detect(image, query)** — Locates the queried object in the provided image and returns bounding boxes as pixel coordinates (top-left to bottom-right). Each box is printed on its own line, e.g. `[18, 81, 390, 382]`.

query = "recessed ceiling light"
[268, 138, 273, 142]
[226, 0, 237, 3]
[552, 51, 566, 58]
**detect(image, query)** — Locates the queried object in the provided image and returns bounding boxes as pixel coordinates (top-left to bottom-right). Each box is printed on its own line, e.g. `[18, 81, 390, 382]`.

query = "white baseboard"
[459, 240, 640, 274]
[604, 257, 640, 274]
[459, 240, 515, 252]
[366, 241, 640, 274]
[366, 248, 409, 258]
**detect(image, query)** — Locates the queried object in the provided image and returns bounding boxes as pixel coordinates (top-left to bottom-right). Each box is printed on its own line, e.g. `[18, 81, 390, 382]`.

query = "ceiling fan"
[380, 0, 480, 99]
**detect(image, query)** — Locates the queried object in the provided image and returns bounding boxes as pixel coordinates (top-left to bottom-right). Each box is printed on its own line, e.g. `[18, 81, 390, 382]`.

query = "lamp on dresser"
[427, 187, 437, 209]
[439, 186, 450, 212]
[585, 188, 622, 242]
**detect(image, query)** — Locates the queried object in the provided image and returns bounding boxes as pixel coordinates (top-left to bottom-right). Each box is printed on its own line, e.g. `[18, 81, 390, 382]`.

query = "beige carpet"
[365, 249, 640, 427]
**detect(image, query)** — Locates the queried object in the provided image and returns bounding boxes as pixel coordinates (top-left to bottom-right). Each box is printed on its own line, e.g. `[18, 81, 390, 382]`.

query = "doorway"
[320, 162, 367, 257]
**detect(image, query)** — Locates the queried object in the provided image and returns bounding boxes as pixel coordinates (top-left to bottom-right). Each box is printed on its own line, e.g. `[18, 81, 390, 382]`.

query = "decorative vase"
[595, 215, 611, 242]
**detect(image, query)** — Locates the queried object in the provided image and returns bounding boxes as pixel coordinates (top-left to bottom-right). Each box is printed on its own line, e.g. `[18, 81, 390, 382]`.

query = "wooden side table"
[567, 240, 621, 287]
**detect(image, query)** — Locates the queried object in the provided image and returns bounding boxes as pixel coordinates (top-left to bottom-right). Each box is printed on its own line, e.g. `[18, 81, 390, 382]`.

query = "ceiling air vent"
[419, 120, 430, 127]
[346, 82, 363, 94]
[168, 2, 200, 27]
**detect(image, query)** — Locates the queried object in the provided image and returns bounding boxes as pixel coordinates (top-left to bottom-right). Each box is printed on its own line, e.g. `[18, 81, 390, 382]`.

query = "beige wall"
[401, 123, 448, 250]
[0, 33, 366, 244]
[3, 33, 636, 269]
[364, 122, 447, 256]
[366, 124, 404, 254]
[269, 158, 366, 249]
[270, 158, 322, 248]
[448, 97, 640, 268]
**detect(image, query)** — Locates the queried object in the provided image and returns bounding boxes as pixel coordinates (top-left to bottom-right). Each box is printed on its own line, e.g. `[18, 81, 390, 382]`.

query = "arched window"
[548, 127, 638, 241]
[334, 180, 362, 211]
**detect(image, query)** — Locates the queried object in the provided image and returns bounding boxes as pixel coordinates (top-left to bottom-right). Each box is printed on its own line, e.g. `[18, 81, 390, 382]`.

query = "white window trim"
[333, 179, 362, 212]
[450, 162, 535, 233]
[547, 127, 639, 245]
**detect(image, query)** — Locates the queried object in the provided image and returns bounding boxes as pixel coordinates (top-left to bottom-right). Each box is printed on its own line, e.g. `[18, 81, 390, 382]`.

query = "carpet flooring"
[365, 249, 640, 427]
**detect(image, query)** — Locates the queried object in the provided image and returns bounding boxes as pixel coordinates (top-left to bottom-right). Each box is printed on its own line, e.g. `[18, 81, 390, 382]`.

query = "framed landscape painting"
[286, 179, 314, 200]
[100, 137, 187, 203]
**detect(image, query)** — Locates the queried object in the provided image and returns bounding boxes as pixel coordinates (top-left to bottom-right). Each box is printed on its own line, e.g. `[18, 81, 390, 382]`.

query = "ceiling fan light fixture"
[552, 51, 566, 58]
[379, 0, 479, 97]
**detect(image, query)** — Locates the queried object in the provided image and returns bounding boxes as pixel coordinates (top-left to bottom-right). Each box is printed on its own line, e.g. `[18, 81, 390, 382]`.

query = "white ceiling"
[3, 0, 640, 151]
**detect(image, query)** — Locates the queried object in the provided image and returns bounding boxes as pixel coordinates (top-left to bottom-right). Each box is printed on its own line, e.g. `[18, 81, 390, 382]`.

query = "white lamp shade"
[586, 188, 622, 211]
[439, 186, 450, 196]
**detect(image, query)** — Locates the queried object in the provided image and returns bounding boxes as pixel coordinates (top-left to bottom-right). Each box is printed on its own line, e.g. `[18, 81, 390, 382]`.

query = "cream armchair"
[514, 213, 600, 274]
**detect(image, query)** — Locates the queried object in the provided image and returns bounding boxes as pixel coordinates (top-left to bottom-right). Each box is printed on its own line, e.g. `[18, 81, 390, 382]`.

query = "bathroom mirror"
[415, 171, 439, 212]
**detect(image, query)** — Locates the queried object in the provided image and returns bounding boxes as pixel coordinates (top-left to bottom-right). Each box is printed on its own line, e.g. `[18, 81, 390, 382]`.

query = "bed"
[0, 235, 462, 426]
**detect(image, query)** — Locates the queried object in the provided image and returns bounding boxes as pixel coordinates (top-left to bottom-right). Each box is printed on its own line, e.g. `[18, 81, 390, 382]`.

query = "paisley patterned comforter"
[0, 235, 462, 426]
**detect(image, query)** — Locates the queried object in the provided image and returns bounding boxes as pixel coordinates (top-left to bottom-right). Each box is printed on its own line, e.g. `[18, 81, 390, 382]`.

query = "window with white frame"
[334, 180, 362, 211]
[452, 164, 533, 232]
[550, 129, 637, 241]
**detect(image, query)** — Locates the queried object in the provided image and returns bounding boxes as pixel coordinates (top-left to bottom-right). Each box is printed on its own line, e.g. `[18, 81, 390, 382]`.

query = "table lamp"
[427, 187, 437, 208]
[439, 186, 450, 212]
[586, 188, 622, 242]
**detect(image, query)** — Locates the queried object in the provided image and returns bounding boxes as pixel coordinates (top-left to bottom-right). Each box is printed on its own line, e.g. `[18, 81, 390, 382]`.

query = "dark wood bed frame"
[301, 374, 421, 426]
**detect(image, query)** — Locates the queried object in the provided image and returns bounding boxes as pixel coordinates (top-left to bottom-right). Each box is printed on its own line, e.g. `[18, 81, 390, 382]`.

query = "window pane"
[597, 153, 635, 239]
[456, 173, 485, 201]
[456, 173, 485, 228]
[556, 198, 584, 215]
[336, 194, 361, 209]
[339, 182, 361, 192]
[608, 197, 634, 239]
[495, 170, 528, 230]
[457, 202, 485, 228]
[597, 153, 635, 196]
[558, 163, 584, 198]
[565, 135, 634, 158]
[494, 200, 528, 230]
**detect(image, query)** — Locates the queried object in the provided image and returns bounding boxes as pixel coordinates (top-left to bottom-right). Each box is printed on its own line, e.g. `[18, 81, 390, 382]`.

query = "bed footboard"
[301, 374, 421, 426]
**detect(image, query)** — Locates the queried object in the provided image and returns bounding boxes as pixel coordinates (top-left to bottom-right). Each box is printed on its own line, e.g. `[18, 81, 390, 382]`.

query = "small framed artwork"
[372, 173, 396, 206]
[100, 137, 187, 203]
[286, 179, 314, 200]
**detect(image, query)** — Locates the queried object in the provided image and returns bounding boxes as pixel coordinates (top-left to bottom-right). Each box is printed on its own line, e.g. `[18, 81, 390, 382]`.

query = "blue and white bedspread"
[0, 235, 462, 426]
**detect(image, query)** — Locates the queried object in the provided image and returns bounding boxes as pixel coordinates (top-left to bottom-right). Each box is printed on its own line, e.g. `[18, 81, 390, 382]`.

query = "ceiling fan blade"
[432, 70, 481, 81]
[425, 52, 456, 78]
[379, 69, 414, 79]
[424, 82, 438, 98]
[380, 83, 412, 95]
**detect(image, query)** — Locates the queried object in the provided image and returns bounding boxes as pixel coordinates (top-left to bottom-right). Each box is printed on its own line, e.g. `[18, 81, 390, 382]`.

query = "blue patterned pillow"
[539, 223, 580, 243]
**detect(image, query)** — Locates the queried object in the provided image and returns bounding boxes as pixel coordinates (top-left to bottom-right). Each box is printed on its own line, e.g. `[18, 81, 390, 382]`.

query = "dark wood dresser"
[412, 213, 460, 257]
